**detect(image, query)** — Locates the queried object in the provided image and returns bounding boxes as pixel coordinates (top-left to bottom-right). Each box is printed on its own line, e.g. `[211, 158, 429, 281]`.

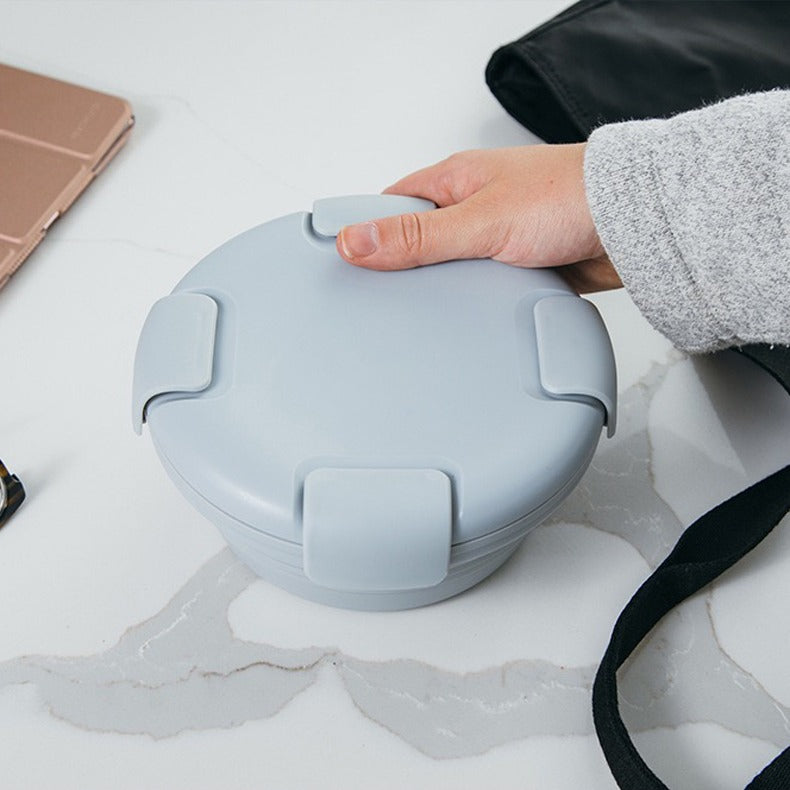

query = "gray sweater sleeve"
[584, 90, 790, 353]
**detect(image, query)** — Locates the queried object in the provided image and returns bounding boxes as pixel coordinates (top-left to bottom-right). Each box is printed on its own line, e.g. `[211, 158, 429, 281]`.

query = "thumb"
[336, 201, 499, 271]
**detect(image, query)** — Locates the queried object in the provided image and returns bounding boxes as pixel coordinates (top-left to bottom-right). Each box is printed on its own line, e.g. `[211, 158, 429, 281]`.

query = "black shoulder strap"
[592, 344, 790, 789]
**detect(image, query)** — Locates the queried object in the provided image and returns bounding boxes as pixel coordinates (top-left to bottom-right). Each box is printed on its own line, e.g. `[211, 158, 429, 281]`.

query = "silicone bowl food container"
[133, 195, 616, 610]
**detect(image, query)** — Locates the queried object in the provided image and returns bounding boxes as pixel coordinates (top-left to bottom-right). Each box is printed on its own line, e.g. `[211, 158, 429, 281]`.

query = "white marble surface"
[1, 2, 789, 788]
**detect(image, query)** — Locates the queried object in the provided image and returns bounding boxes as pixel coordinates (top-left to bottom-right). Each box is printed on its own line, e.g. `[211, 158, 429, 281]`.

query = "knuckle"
[398, 212, 425, 257]
[446, 149, 473, 165]
[436, 169, 462, 204]
[444, 151, 467, 167]
[440, 150, 489, 203]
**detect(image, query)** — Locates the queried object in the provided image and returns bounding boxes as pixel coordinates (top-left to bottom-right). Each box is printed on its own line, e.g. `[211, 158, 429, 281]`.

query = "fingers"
[336, 151, 496, 269]
[383, 152, 488, 207]
[337, 200, 503, 271]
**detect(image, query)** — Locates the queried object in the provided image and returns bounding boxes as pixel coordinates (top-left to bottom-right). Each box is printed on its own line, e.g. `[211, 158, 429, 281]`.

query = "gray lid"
[133, 195, 615, 550]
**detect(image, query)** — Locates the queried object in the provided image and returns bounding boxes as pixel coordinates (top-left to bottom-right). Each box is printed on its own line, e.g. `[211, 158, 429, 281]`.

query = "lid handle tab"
[132, 292, 218, 434]
[311, 194, 436, 238]
[534, 295, 617, 437]
[303, 468, 452, 592]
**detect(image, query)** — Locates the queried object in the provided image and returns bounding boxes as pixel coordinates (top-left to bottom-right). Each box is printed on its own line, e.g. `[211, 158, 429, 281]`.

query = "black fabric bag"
[486, 0, 790, 144]
[486, 2, 790, 788]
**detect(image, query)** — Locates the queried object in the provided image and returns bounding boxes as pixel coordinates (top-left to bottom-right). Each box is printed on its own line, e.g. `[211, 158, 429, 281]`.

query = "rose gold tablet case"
[0, 64, 134, 289]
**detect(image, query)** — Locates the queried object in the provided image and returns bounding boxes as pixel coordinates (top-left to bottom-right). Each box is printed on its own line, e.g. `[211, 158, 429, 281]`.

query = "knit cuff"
[584, 120, 729, 353]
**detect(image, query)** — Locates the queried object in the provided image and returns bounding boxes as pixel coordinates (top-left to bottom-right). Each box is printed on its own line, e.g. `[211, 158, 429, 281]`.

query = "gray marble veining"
[2, 356, 788, 761]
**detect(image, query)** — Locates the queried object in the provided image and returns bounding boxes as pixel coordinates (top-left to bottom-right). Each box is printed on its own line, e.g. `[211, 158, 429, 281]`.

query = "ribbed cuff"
[584, 120, 729, 353]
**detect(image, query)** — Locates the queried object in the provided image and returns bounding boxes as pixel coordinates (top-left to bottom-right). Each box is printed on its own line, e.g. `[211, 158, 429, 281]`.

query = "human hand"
[336, 144, 621, 293]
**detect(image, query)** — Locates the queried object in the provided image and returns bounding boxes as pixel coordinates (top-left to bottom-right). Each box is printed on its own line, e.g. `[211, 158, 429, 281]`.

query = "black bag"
[486, 3, 790, 788]
[487, 0, 790, 144]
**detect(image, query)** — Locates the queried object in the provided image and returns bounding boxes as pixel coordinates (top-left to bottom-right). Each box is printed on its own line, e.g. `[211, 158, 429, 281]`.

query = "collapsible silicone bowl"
[133, 195, 616, 610]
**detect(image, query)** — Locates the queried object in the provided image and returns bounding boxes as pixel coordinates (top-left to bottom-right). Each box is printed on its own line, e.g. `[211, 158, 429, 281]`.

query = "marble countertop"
[1, 2, 789, 788]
